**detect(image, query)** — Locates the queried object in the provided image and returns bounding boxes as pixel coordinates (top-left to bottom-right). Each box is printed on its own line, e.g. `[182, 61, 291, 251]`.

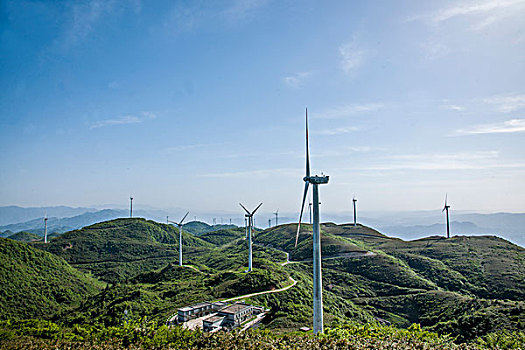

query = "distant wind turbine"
[353, 196, 357, 227]
[240, 202, 263, 272]
[268, 218, 271, 228]
[274, 209, 279, 226]
[295, 108, 329, 335]
[44, 213, 48, 244]
[442, 194, 451, 239]
[168, 211, 189, 266]
[130, 196, 134, 218]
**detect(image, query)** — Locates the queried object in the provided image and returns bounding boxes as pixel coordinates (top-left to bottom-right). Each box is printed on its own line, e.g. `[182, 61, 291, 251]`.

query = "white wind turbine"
[295, 108, 329, 335]
[168, 211, 189, 267]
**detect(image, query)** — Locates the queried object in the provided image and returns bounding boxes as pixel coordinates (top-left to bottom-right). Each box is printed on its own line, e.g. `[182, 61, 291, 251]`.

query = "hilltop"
[35, 218, 213, 283]
[0, 238, 101, 320]
[6, 231, 40, 242]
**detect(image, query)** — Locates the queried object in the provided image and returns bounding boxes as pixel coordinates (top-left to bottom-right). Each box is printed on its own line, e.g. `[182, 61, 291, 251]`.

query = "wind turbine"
[43, 213, 48, 243]
[130, 196, 134, 218]
[295, 108, 329, 335]
[353, 196, 357, 227]
[442, 194, 451, 239]
[168, 211, 189, 266]
[274, 209, 279, 226]
[268, 218, 271, 228]
[240, 202, 263, 272]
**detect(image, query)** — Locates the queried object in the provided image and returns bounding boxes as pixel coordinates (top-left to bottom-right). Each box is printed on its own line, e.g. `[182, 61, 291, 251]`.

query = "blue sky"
[1, 0, 524, 216]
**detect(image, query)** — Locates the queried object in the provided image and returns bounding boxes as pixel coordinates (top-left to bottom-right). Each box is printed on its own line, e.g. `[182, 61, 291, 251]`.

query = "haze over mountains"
[2, 205, 523, 247]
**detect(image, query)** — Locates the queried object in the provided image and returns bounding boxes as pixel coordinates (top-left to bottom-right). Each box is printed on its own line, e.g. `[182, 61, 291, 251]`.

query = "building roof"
[203, 315, 224, 323]
[219, 303, 252, 315]
[178, 307, 193, 312]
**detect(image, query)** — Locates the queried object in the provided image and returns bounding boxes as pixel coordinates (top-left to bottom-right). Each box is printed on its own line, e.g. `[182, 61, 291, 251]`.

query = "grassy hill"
[182, 221, 237, 236]
[2, 218, 524, 344]
[34, 218, 214, 283]
[7, 231, 41, 242]
[245, 223, 525, 340]
[0, 238, 101, 320]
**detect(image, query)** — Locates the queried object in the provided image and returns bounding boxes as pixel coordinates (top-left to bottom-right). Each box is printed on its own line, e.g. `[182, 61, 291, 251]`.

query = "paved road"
[222, 276, 297, 303]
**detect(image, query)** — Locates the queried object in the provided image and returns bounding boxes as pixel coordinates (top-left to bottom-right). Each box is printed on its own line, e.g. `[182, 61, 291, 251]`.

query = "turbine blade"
[252, 202, 263, 215]
[305, 108, 310, 178]
[445, 193, 448, 207]
[180, 211, 189, 225]
[295, 181, 310, 247]
[239, 203, 251, 215]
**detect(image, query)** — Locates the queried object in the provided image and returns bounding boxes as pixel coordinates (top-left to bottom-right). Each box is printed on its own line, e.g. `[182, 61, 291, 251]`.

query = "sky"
[1, 0, 525, 217]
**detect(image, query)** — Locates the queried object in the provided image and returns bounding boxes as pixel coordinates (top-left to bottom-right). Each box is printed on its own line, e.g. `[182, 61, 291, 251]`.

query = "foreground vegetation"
[2, 319, 524, 349]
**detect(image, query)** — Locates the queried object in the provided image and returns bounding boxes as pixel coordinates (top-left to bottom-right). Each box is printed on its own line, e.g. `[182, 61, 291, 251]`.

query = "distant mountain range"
[1, 206, 523, 247]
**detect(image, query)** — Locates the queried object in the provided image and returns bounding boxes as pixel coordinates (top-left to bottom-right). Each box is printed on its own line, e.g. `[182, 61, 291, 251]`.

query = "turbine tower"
[309, 202, 312, 224]
[295, 108, 329, 335]
[240, 202, 263, 272]
[130, 196, 133, 218]
[274, 209, 279, 226]
[268, 218, 271, 228]
[168, 211, 189, 266]
[443, 194, 451, 239]
[353, 196, 357, 227]
[44, 213, 48, 244]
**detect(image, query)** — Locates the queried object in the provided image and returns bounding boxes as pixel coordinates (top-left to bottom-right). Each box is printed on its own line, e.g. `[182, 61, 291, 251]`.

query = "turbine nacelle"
[304, 175, 329, 184]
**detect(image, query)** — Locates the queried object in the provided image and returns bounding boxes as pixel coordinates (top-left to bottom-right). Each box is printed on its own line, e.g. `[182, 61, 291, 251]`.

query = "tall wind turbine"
[274, 209, 279, 226]
[295, 108, 329, 335]
[240, 202, 263, 272]
[168, 211, 189, 266]
[443, 194, 451, 239]
[130, 196, 134, 218]
[43, 213, 48, 243]
[353, 196, 357, 227]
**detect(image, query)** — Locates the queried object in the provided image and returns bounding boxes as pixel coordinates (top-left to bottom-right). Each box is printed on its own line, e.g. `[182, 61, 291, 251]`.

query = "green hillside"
[34, 218, 213, 283]
[0, 238, 101, 320]
[198, 227, 245, 245]
[183, 221, 237, 236]
[2, 218, 524, 346]
[7, 231, 41, 242]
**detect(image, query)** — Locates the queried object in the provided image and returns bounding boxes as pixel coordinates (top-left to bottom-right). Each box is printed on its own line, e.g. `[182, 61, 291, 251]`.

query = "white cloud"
[483, 93, 525, 113]
[445, 104, 466, 111]
[455, 119, 525, 135]
[339, 39, 365, 75]
[198, 167, 297, 178]
[411, 0, 525, 31]
[283, 72, 311, 88]
[431, 0, 525, 23]
[317, 126, 358, 136]
[315, 103, 383, 119]
[361, 151, 525, 171]
[90, 112, 156, 129]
